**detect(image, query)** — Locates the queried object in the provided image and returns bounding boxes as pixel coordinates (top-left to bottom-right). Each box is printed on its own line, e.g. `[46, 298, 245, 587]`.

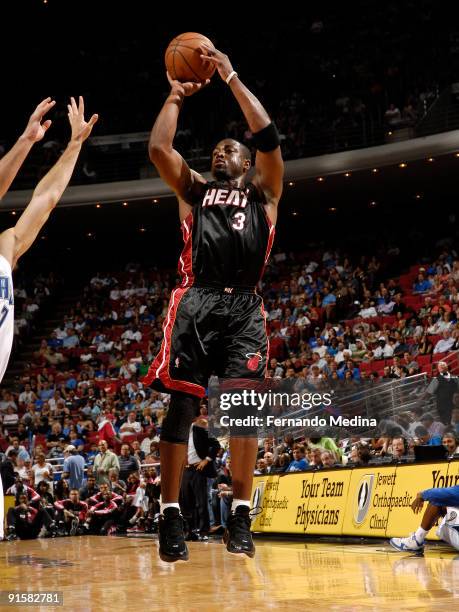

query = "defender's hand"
[22, 97, 56, 143]
[67, 96, 98, 143]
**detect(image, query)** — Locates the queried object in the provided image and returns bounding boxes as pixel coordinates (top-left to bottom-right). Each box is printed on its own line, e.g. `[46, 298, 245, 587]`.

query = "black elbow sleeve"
[252, 122, 280, 152]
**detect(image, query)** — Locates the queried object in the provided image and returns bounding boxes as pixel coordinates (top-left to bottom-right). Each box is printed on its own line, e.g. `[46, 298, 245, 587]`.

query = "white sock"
[415, 527, 428, 543]
[231, 499, 250, 512]
[161, 502, 180, 514]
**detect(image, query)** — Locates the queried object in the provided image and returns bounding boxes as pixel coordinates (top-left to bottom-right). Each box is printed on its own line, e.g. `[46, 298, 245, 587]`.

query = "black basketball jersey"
[179, 181, 275, 289]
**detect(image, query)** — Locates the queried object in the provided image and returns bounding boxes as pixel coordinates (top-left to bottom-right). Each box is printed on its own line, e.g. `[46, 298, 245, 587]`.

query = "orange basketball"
[165, 32, 216, 83]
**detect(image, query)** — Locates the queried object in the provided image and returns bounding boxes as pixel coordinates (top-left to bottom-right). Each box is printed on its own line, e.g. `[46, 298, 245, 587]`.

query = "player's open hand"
[200, 44, 234, 82]
[67, 96, 98, 143]
[22, 97, 56, 143]
[411, 492, 424, 513]
[166, 72, 210, 99]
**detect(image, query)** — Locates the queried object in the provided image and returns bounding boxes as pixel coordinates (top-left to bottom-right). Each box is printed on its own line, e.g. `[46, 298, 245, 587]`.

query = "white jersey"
[0, 254, 14, 384]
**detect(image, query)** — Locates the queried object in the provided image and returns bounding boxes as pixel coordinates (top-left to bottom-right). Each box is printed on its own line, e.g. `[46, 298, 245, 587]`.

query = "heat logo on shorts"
[246, 352, 263, 371]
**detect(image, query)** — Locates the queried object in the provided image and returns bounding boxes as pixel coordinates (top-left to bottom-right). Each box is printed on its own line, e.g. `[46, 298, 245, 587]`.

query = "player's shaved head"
[211, 138, 252, 180]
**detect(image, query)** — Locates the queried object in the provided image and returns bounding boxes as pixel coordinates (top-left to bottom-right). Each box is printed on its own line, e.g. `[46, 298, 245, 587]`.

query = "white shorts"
[437, 506, 459, 550]
[132, 487, 149, 512]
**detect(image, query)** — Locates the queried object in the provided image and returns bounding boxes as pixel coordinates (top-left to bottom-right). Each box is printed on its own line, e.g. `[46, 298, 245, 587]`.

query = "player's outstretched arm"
[0, 97, 98, 268]
[0, 98, 56, 199]
[202, 45, 284, 219]
[149, 73, 208, 203]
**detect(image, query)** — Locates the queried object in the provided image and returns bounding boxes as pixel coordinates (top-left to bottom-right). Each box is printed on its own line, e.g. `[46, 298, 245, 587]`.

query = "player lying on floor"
[390, 485, 459, 553]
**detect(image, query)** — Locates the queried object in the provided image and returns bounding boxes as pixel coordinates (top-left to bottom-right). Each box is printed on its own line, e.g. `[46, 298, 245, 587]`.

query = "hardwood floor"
[1, 535, 458, 610]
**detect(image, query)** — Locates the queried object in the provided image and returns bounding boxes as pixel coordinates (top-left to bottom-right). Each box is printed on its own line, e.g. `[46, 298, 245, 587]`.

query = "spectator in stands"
[442, 431, 459, 456]
[46, 422, 68, 449]
[118, 444, 140, 482]
[389, 356, 407, 379]
[62, 445, 85, 490]
[79, 475, 99, 501]
[47, 439, 65, 460]
[264, 452, 275, 473]
[389, 437, 410, 462]
[2, 406, 19, 431]
[384, 103, 402, 127]
[180, 417, 220, 541]
[16, 457, 32, 483]
[31, 453, 54, 490]
[212, 459, 233, 531]
[271, 452, 291, 473]
[416, 333, 433, 356]
[309, 447, 324, 468]
[349, 442, 371, 465]
[18, 385, 37, 407]
[119, 410, 141, 440]
[62, 328, 80, 349]
[420, 413, 445, 438]
[130, 440, 145, 463]
[257, 438, 274, 459]
[37, 480, 55, 512]
[308, 435, 340, 458]
[285, 446, 309, 472]
[254, 458, 267, 475]
[5, 437, 30, 461]
[426, 361, 459, 424]
[373, 338, 394, 359]
[359, 299, 377, 319]
[321, 287, 336, 319]
[450, 405, 459, 434]
[96, 411, 118, 445]
[121, 324, 142, 346]
[53, 477, 70, 501]
[93, 440, 120, 486]
[413, 273, 432, 294]
[320, 450, 341, 468]
[0, 391, 18, 414]
[108, 468, 126, 495]
[1, 450, 17, 491]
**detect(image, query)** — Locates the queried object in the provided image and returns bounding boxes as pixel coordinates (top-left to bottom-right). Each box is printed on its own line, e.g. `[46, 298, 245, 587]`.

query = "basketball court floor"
[1, 536, 458, 610]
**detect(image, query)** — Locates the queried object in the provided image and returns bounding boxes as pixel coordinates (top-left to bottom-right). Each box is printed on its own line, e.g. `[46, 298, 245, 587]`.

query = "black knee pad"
[160, 392, 201, 444]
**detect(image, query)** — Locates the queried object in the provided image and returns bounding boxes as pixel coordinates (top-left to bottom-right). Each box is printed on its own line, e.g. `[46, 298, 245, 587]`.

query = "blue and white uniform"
[0, 253, 14, 539]
[423, 486, 459, 550]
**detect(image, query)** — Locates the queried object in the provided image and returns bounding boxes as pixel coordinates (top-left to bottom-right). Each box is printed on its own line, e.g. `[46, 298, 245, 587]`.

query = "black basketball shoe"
[6, 527, 18, 541]
[223, 505, 255, 558]
[158, 508, 189, 562]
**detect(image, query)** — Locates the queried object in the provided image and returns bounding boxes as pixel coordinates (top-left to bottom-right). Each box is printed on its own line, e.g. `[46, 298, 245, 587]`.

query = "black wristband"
[252, 122, 280, 152]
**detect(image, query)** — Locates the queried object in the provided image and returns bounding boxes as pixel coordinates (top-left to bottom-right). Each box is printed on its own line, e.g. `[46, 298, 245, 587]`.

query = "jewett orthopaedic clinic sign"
[250, 460, 459, 538]
[207, 376, 429, 439]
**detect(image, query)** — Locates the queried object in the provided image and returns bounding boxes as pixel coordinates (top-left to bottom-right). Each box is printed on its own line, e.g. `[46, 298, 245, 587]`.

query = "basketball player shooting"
[0, 97, 97, 539]
[146, 43, 283, 562]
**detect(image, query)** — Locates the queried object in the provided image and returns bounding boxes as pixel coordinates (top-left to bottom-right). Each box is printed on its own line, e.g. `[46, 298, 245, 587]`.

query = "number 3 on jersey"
[232, 212, 246, 231]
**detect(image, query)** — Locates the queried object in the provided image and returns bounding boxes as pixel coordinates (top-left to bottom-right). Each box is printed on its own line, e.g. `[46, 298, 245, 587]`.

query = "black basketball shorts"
[143, 286, 269, 398]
